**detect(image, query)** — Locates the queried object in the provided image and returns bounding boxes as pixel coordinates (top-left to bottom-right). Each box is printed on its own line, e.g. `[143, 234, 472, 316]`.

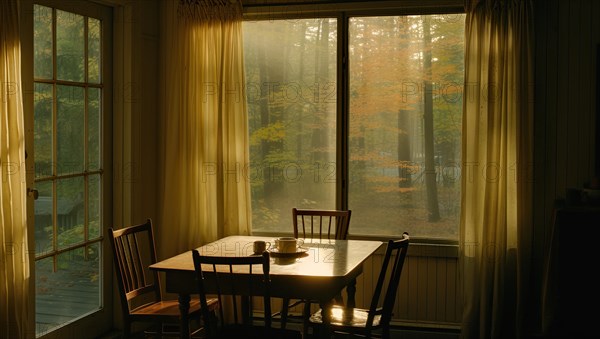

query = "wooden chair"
[292, 208, 352, 240]
[278, 208, 352, 332]
[307, 232, 410, 339]
[191, 249, 302, 339]
[108, 219, 218, 338]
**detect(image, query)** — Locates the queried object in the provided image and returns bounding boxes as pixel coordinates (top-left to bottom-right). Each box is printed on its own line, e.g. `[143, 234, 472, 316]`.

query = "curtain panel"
[460, 0, 534, 338]
[158, 0, 251, 259]
[1, 1, 31, 338]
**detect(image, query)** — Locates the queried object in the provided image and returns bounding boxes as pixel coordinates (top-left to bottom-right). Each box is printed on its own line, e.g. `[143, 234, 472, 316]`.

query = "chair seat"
[218, 324, 303, 339]
[309, 305, 382, 329]
[131, 297, 218, 318]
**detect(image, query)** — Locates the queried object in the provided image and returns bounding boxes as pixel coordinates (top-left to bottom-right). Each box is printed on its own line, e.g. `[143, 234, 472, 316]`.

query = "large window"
[244, 13, 465, 240]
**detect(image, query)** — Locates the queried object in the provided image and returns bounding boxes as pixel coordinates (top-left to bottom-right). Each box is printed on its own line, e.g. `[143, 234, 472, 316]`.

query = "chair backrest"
[108, 218, 161, 316]
[192, 249, 272, 338]
[367, 232, 410, 329]
[292, 208, 352, 240]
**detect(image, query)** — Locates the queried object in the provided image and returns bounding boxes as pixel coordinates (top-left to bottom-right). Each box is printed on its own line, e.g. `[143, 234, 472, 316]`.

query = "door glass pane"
[34, 181, 53, 256]
[88, 174, 101, 239]
[57, 85, 85, 175]
[56, 10, 85, 82]
[57, 177, 85, 249]
[243, 19, 337, 233]
[88, 18, 101, 84]
[34, 83, 53, 178]
[34, 5, 53, 79]
[36, 244, 101, 334]
[35, 256, 56, 335]
[88, 87, 101, 170]
[348, 15, 465, 239]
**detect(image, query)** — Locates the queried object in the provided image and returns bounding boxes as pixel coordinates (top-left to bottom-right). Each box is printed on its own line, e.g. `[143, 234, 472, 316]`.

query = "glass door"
[23, 0, 113, 337]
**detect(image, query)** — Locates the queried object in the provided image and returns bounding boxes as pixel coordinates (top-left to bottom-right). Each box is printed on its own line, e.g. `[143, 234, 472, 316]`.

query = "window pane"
[56, 10, 85, 82]
[88, 18, 101, 83]
[57, 85, 85, 175]
[34, 5, 53, 79]
[243, 19, 337, 233]
[34, 82, 53, 178]
[348, 15, 464, 240]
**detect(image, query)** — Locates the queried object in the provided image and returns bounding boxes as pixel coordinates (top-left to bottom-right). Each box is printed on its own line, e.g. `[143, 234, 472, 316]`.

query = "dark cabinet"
[546, 206, 600, 337]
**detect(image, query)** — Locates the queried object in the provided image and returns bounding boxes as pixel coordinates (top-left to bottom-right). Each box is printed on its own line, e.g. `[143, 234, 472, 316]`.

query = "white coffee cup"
[275, 237, 304, 253]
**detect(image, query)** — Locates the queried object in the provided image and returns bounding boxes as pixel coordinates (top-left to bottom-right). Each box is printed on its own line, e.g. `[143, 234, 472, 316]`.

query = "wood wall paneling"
[533, 0, 599, 333]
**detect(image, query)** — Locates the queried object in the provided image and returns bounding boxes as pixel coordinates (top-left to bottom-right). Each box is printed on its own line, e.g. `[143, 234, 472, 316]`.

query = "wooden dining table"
[149, 235, 383, 338]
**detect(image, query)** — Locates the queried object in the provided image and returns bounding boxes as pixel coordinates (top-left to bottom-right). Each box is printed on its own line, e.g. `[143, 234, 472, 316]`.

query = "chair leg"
[383, 327, 392, 339]
[280, 297, 290, 329]
[302, 301, 312, 338]
[123, 320, 131, 338]
[333, 293, 344, 306]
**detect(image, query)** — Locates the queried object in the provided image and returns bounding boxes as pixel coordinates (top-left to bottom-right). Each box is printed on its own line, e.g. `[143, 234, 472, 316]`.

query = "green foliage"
[251, 203, 282, 227]
[40, 219, 101, 255]
[250, 121, 286, 145]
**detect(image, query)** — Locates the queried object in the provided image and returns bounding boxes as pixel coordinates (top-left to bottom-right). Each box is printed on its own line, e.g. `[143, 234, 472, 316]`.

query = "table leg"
[178, 293, 191, 339]
[347, 278, 357, 308]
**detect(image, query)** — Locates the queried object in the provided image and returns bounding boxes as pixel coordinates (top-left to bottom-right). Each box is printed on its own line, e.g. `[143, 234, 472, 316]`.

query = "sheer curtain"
[158, 0, 251, 258]
[1, 1, 30, 338]
[460, 0, 534, 338]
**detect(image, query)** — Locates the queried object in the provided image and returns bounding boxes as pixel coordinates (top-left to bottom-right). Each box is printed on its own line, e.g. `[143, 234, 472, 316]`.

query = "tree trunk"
[422, 16, 440, 222]
[310, 19, 329, 164]
[397, 109, 412, 188]
[296, 22, 307, 160]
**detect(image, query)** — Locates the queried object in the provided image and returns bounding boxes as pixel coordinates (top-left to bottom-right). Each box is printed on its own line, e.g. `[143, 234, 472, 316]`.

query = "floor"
[388, 328, 460, 339]
[98, 326, 460, 339]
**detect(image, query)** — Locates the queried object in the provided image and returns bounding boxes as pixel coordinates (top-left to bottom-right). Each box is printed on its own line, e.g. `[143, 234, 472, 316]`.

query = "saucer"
[269, 246, 308, 258]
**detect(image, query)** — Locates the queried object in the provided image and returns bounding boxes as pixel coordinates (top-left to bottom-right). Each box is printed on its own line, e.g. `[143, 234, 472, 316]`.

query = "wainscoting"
[353, 243, 462, 328]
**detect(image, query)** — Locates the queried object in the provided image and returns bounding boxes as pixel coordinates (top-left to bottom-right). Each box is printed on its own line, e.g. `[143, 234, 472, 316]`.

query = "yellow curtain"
[460, 0, 534, 338]
[1, 1, 30, 338]
[158, 0, 251, 259]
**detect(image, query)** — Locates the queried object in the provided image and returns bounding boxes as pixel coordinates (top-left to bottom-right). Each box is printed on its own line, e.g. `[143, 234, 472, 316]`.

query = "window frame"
[243, 0, 465, 247]
[243, 2, 464, 246]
